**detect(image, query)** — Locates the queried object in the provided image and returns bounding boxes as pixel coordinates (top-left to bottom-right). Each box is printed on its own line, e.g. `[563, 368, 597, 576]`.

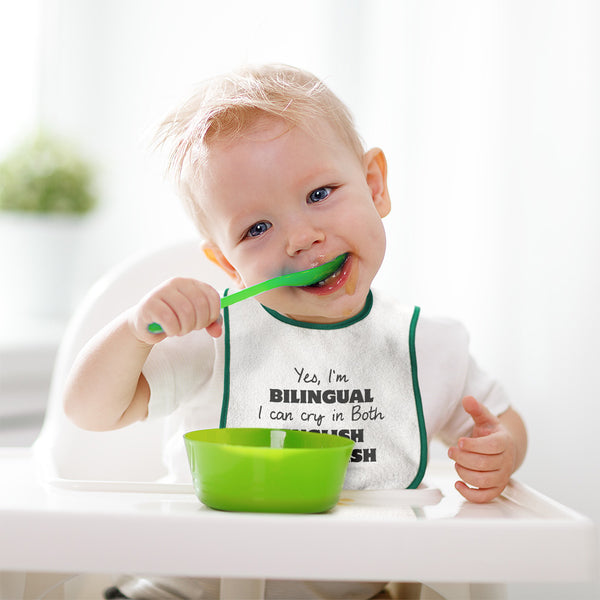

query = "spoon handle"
[219, 279, 278, 308]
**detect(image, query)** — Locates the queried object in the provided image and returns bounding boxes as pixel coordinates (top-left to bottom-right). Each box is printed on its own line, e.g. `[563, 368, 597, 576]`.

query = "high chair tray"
[0, 449, 595, 583]
[46, 478, 193, 493]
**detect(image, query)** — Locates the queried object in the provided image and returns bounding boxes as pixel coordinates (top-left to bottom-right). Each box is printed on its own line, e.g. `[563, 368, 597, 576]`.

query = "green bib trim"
[219, 289, 232, 428]
[406, 306, 427, 489]
[261, 290, 373, 329]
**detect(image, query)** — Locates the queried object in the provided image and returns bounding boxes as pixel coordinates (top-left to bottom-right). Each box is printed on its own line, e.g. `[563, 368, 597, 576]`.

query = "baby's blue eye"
[308, 187, 332, 203]
[246, 221, 272, 238]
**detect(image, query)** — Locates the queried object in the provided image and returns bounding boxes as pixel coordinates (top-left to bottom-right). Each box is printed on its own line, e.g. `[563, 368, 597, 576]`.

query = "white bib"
[221, 291, 427, 489]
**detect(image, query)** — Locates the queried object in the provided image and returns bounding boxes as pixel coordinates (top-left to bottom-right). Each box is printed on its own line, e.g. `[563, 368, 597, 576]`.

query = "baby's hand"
[447, 396, 517, 503]
[129, 277, 222, 344]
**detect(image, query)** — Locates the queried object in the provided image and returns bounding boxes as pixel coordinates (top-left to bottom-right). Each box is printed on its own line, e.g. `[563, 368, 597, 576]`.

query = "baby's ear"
[364, 148, 391, 218]
[202, 243, 243, 286]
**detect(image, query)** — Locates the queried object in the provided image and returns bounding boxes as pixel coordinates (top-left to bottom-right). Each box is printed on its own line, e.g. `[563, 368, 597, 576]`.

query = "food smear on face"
[344, 261, 358, 296]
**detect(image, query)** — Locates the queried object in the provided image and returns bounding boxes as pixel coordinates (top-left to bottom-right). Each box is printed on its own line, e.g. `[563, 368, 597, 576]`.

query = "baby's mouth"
[305, 253, 351, 291]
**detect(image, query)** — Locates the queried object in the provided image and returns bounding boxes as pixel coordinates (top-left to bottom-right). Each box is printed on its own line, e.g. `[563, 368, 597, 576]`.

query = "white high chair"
[1, 239, 595, 600]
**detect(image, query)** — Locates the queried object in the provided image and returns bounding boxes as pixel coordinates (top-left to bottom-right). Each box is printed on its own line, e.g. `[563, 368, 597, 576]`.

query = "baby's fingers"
[133, 278, 221, 341]
[164, 279, 221, 335]
[150, 289, 194, 335]
[454, 462, 503, 492]
[455, 481, 502, 504]
[457, 431, 507, 455]
[448, 441, 513, 503]
[448, 445, 504, 472]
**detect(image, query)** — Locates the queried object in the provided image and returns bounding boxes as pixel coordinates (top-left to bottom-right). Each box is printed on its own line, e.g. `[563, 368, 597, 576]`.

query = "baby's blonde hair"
[154, 64, 364, 238]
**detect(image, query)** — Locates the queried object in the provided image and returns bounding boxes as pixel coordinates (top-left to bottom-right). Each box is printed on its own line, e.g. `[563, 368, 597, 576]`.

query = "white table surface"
[0, 448, 596, 586]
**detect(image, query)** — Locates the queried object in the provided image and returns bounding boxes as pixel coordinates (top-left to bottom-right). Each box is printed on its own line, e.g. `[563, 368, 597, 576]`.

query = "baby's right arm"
[63, 277, 222, 431]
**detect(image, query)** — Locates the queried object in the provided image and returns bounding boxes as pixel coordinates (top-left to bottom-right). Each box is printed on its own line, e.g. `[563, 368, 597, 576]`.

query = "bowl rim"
[183, 427, 355, 451]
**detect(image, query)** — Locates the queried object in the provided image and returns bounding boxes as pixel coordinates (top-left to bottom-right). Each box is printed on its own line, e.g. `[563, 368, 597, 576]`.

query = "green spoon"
[148, 253, 347, 333]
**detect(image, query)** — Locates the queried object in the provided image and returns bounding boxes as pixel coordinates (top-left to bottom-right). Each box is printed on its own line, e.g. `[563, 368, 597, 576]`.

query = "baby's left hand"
[447, 396, 517, 503]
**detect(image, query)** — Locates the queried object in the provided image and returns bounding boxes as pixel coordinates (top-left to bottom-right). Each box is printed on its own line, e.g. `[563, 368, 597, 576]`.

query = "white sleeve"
[415, 314, 511, 446]
[142, 329, 216, 419]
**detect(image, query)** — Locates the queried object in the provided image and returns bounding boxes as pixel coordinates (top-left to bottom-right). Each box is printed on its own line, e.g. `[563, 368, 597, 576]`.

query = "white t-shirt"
[143, 289, 510, 483]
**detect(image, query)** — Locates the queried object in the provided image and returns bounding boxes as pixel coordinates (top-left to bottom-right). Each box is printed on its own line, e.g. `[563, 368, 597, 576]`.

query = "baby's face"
[200, 117, 388, 323]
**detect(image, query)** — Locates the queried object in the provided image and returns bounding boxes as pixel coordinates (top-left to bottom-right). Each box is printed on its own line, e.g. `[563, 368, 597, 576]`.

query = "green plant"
[0, 131, 97, 214]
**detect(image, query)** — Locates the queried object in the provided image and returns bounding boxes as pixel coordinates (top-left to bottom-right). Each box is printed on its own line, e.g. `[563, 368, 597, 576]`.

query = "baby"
[65, 64, 527, 600]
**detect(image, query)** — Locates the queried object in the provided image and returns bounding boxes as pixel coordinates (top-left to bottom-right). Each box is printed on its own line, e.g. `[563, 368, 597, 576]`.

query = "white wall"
[0, 0, 42, 156]
[364, 4, 600, 597]
[3, 1, 599, 597]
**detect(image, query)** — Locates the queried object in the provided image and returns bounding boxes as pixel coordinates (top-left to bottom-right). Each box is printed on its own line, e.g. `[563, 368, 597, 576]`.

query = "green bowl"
[183, 428, 354, 513]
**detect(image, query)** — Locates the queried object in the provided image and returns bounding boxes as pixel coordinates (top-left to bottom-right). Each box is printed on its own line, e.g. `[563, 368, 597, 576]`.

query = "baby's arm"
[447, 396, 528, 503]
[63, 277, 222, 431]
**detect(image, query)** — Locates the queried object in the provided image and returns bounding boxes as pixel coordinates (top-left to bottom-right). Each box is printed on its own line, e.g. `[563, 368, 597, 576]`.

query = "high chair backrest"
[33, 239, 231, 483]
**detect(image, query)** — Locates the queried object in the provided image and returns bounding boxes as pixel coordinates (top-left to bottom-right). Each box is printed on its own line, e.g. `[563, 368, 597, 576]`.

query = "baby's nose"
[285, 220, 325, 256]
